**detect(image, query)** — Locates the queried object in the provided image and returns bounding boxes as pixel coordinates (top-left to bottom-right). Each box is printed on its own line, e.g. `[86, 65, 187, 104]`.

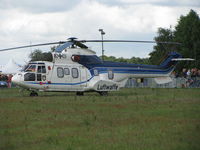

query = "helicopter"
[0, 37, 183, 96]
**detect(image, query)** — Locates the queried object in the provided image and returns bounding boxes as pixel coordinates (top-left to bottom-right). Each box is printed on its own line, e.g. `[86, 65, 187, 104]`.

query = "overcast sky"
[0, 0, 199, 65]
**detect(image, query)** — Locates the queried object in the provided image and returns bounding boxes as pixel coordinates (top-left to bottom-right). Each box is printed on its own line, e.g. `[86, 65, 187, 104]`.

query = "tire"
[76, 92, 84, 96]
[30, 91, 38, 97]
[98, 91, 108, 96]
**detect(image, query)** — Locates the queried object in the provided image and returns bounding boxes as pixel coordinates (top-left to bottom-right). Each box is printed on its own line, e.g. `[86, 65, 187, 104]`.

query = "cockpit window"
[24, 73, 35, 81]
[25, 65, 36, 72]
[37, 66, 46, 73]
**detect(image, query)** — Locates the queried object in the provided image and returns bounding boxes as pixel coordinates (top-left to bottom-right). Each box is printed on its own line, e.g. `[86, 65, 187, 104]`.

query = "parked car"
[0, 81, 8, 88]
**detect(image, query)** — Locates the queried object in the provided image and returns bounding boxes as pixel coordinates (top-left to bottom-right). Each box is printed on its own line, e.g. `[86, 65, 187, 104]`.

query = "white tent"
[1, 59, 22, 74]
[0, 65, 4, 73]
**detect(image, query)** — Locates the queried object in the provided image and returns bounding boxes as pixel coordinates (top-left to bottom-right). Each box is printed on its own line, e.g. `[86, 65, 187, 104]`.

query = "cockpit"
[23, 63, 47, 81]
[23, 64, 36, 72]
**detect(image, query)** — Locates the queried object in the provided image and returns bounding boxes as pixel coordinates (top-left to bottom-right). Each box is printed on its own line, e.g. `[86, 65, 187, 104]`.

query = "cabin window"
[25, 65, 36, 72]
[94, 69, 99, 76]
[24, 73, 35, 81]
[57, 67, 64, 78]
[37, 66, 46, 73]
[72, 68, 79, 78]
[108, 70, 114, 80]
[64, 68, 70, 75]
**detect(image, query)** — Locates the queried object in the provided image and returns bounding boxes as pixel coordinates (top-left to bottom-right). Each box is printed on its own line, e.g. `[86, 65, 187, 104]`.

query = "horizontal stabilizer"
[154, 77, 172, 84]
[171, 58, 195, 61]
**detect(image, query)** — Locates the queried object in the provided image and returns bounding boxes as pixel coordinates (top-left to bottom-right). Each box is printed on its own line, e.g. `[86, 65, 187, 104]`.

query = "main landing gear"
[76, 92, 84, 96]
[76, 91, 108, 96]
[30, 91, 38, 97]
[98, 91, 108, 96]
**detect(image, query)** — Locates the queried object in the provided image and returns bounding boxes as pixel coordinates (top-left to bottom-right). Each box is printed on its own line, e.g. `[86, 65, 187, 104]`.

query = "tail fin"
[154, 52, 182, 84]
[160, 52, 182, 69]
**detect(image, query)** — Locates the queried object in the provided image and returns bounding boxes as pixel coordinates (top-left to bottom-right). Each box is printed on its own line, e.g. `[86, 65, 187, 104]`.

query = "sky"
[0, 0, 199, 65]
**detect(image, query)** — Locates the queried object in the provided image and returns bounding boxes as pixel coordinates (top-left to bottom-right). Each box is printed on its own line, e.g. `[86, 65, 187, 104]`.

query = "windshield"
[24, 65, 36, 72]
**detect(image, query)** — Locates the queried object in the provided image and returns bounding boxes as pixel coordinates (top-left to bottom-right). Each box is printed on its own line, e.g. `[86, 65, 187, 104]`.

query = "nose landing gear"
[30, 91, 38, 97]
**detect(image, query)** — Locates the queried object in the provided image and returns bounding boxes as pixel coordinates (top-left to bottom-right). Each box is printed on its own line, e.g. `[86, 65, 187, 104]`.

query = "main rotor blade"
[0, 41, 66, 52]
[81, 40, 181, 45]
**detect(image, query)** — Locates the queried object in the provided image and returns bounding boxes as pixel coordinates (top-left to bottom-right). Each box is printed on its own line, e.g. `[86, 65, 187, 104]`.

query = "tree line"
[149, 9, 200, 70]
[30, 10, 200, 71]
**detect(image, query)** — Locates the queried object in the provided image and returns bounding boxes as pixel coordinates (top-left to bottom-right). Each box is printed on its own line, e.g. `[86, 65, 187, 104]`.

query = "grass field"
[0, 88, 200, 150]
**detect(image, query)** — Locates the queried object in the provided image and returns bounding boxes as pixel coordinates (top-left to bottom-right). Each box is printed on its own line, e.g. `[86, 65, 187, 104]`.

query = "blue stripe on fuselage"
[90, 65, 174, 76]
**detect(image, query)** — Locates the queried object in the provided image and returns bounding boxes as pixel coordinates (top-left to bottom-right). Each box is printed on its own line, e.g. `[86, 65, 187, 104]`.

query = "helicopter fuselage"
[12, 48, 181, 94]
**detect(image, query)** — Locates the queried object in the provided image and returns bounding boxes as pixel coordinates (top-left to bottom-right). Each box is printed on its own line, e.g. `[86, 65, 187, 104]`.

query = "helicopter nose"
[12, 73, 23, 85]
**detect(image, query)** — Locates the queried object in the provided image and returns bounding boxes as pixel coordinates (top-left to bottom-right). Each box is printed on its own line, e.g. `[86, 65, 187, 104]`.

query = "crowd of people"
[0, 74, 13, 88]
[172, 68, 200, 88]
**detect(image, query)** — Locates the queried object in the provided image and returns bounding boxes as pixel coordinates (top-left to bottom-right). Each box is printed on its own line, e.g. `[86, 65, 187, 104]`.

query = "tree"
[174, 9, 200, 69]
[29, 49, 53, 62]
[102, 55, 150, 64]
[149, 9, 200, 69]
[149, 27, 176, 65]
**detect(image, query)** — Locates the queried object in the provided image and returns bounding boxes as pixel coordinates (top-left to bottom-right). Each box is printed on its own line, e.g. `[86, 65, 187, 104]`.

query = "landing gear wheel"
[30, 91, 38, 97]
[76, 92, 84, 96]
[98, 91, 108, 96]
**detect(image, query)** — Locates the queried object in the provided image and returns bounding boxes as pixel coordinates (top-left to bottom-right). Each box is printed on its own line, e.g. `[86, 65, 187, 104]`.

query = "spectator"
[186, 69, 191, 77]
[197, 69, 200, 77]
[1, 75, 8, 82]
[7, 74, 13, 88]
[180, 68, 187, 88]
[180, 68, 187, 78]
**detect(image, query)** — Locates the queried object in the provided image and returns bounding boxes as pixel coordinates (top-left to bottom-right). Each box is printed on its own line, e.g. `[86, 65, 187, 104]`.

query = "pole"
[99, 29, 105, 61]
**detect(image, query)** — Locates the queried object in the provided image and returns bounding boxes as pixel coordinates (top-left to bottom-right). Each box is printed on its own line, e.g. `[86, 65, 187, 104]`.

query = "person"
[197, 69, 200, 77]
[1, 75, 8, 82]
[186, 69, 191, 77]
[180, 68, 187, 88]
[196, 69, 200, 87]
[7, 74, 13, 88]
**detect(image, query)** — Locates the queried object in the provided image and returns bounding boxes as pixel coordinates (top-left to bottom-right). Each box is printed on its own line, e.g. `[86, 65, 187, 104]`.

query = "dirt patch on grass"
[84, 110, 95, 114]
[112, 104, 127, 109]
[0, 98, 20, 102]
[98, 103, 126, 109]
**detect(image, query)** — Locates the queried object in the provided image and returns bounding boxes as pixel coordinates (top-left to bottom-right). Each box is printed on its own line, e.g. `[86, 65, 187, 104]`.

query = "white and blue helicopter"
[0, 38, 183, 96]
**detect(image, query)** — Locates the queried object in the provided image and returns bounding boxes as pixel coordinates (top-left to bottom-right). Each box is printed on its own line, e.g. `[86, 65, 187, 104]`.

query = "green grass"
[0, 88, 200, 150]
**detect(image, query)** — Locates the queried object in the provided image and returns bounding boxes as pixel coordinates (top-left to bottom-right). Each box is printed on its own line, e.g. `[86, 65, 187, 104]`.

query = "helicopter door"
[79, 66, 87, 87]
[70, 67, 87, 90]
[64, 67, 71, 84]
[71, 67, 80, 90]
[36, 65, 46, 82]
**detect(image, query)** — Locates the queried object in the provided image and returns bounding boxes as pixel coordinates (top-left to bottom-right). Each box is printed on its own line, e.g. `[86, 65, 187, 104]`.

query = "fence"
[125, 77, 200, 88]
